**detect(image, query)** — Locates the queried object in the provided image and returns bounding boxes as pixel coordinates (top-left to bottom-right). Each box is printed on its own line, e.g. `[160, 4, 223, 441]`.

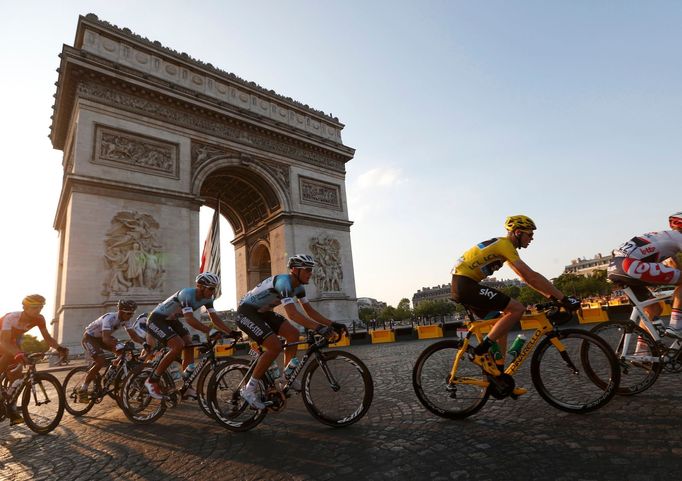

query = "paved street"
[1, 339, 680, 481]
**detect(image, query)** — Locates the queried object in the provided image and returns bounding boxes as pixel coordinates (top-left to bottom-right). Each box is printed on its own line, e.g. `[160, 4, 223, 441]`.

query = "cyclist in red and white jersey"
[607, 212, 682, 336]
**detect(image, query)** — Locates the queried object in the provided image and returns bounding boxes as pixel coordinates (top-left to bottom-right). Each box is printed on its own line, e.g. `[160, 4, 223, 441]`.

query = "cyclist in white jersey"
[0, 294, 68, 424]
[78, 299, 138, 401]
[607, 212, 682, 336]
[143, 272, 240, 400]
[236, 254, 346, 409]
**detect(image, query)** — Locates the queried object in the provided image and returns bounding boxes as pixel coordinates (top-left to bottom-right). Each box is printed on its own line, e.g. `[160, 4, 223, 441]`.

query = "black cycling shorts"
[235, 304, 287, 344]
[450, 275, 511, 318]
[146, 312, 190, 344]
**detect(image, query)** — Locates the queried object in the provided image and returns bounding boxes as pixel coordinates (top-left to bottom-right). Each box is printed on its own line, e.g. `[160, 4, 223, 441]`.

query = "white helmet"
[287, 254, 316, 269]
[195, 272, 220, 287]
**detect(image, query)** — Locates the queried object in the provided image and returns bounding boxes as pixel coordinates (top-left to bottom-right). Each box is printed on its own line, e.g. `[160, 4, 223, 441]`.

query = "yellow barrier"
[416, 325, 443, 339]
[519, 313, 547, 330]
[370, 329, 396, 344]
[577, 307, 609, 323]
[215, 344, 235, 358]
[662, 303, 672, 317]
[329, 332, 351, 347]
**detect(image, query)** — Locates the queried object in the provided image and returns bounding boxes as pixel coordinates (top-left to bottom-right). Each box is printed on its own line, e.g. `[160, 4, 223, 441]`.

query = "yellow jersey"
[452, 237, 520, 282]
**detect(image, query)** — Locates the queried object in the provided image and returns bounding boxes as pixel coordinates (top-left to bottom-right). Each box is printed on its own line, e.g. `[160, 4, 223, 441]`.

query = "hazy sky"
[2, 1, 681, 333]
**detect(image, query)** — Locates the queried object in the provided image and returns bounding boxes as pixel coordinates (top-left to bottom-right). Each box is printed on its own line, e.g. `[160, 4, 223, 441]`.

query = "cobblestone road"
[2, 339, 680, 481]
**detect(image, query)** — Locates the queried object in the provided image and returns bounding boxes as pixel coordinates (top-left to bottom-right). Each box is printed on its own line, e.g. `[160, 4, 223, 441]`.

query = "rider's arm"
[126, 327, 145, 345]
[508, 259, 565, 300]
[37, 323, 63, 351]
[299, 302, 332, 327]
[183, 311, 211, 335]
[206, 311, 236, 335]
[282, 303, 326, 330]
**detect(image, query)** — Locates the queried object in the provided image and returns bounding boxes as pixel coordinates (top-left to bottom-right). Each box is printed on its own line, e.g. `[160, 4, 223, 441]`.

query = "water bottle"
[267, 361, 281, 382]
[284, 358, 300, 379]
[169, 361, 182, 381]
[489, 341, 503, 362]
[182, 363, 196, 380]
[508, 334, 527, 360]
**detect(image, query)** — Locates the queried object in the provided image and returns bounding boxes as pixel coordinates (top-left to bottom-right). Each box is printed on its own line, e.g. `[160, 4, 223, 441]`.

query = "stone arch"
[248, 241, 272, 288]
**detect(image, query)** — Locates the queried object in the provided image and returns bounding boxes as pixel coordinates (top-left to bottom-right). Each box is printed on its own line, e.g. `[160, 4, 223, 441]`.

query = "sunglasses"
[120, 310, 135, 314]
[203, 285, 217, 291]
[299, 267, 313, 272]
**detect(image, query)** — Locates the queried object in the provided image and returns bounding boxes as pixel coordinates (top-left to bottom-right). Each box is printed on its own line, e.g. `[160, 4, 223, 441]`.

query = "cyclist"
[236, 254, 346, 409]
[606, 212, 682, 337]
[78, 299, 139, 402]
[450, 215, 580, 393]
[0, 294, 68, 425]
[130, 312, 155, 361]
[144, 272, 240, 400]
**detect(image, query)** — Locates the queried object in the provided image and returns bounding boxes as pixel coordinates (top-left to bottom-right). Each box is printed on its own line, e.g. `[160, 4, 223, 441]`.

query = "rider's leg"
[477, 299, 525, 357]
[278, 322, 300, 368]
[181, 334, 194, 371]
[83, 354, 106, 387]
[154, 335, 184, 379]
[670, 286, 682, 330]
[253, 334, 283, 381]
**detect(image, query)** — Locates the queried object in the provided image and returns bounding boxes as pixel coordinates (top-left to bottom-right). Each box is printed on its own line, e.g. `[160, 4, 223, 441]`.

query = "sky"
[1, 1, 681, 336]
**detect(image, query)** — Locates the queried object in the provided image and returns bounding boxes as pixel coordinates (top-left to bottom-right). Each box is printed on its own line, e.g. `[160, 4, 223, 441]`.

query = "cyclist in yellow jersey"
[451, 215, 580, 393]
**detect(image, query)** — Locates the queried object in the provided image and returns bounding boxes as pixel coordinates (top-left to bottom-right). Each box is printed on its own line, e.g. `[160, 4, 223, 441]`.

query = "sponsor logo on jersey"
[479, 288, 497, 299]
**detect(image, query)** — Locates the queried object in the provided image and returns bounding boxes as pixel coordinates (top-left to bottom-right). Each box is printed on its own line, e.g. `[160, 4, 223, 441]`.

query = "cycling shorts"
[82, 333, 110, 358]
[450, 275, 511, 318]
[235, 304, 287, 344]
[146, 313, 190, 345]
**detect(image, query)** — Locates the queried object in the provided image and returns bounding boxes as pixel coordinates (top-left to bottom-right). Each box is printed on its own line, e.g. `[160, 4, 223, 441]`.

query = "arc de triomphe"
[50, 15, 358, 350]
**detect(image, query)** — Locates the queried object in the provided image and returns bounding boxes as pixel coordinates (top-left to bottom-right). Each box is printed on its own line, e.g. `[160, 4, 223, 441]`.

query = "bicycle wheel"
[196, 359, 228, 419]
[588, 320, 662, 394]
[62, 366, 98, 416]
[301, 350, 373, 427]
[208, 359, 266, 432]
[413, 339, 489, 419]
[21, 372, 65, 434]
[531, 329, 620, 413]
[119, 365, 167, 424]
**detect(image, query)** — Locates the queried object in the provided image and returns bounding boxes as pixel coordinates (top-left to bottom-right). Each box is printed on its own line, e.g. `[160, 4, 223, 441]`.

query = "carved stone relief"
[78, 81, 346, 172]
[94, 125, 178, 177]
[309, 234, 343, 292]
[102, 211, 165, 295]
[299, 177, 341, 210]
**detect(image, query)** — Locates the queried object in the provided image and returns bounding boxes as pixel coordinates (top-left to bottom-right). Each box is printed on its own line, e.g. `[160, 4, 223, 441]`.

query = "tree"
[395, 298, 413, 322]
[21, 334, 48, 353]
[358, 307, 377, 324]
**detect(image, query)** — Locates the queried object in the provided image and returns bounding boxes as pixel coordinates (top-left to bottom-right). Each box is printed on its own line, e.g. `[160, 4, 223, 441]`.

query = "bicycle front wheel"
[301, 350, 373, 427]
[208, 358, 266, 432]
[531, 329, 620, 413]
[119, 365, 167, 424]
[62, 366, 98, 416]
[196, 359, 229, 419]
[589, 320, 662, 395]
[413, 339, 489, 419]
[22, 372, 65, 434]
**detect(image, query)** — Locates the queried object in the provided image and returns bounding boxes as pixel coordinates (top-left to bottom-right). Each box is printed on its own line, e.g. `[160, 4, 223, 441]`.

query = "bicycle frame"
[615, 287, 678, 362]
[449, 312, 568, 386]
[2, 354, 45, 408]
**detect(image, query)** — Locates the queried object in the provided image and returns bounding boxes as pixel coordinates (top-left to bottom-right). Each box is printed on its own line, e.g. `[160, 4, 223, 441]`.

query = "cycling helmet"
[22, 294, 46, 307]
[196, 272, 220, 287]
[505, 215, 537, 232]
[669, 212, 682, 230]
[288, 254, 316, 269]
[117, 299, 138, 312]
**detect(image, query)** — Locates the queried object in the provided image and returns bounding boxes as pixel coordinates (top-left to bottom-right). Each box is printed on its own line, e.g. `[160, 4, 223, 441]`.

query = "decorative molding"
[102, 211, 165, 296]
[94, 125, 178, 178]
[299, 176, 342, 210]
[309, 234, 343, 293]
[78, 80, 345, 173]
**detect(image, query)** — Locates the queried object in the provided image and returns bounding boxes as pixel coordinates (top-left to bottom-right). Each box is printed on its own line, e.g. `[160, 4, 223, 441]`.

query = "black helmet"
[117, 299, 138, 312]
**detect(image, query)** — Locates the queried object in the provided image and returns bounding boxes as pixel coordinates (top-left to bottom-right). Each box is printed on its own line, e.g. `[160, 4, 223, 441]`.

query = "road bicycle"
[588, 285, 681, 395]
[0, 352, 65, 434]
[412, 302, 620, 419]
[207, 328, 373, 432]
[118, 333, 239, 424]
[62, 341, 141, 416]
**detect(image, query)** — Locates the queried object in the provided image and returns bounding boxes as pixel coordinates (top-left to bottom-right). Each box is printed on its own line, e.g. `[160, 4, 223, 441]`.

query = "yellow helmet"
[22, 294, 46, 307]
[504, 215, 536, 232]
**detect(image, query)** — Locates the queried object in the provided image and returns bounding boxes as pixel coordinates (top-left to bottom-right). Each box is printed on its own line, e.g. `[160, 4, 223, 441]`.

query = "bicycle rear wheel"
[196, 359, 229, 419]
[21, 372, 65, 434]
[301, 350, 373, 427]
[589, 320, 663, 394]
[119, 365, 167, 424]
[62, 366, 98, 416]
[531, 329, 620, 413]
[413, 339, 489, 419]
[208, 359, 266, 432]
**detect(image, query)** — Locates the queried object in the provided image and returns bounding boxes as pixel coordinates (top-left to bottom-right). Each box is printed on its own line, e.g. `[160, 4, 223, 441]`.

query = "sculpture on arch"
[102, 211, 165, 295]
[309, 234, 343, 292]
